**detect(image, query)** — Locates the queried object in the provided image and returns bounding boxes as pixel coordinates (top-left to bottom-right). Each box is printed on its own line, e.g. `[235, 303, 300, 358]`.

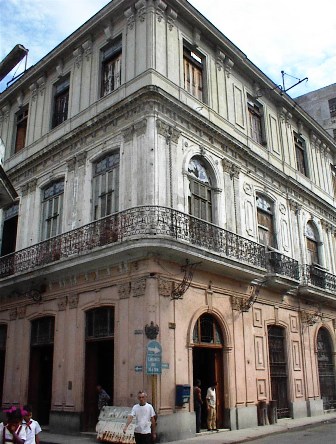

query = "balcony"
[299, 264, 336, 297]
[0, 206, 266, 280]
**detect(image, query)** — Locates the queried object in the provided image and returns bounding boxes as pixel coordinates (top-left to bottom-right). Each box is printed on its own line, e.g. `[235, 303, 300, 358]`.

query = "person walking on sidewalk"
[206, 382, 218, 431]
[193, 379, 203, 433]
[123, 391, 156, 444]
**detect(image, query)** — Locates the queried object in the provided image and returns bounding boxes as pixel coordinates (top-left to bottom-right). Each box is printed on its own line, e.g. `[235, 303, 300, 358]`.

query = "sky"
[0, 0, 335, 97]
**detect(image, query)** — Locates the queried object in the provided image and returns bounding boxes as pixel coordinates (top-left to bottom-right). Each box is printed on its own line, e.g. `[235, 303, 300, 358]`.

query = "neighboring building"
[0, 0, 336, 441]
[296, 83, 336, 140]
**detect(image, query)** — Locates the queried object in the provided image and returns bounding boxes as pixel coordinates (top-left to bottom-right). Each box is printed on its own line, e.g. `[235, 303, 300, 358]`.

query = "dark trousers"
[134, 432, 152, 444]
[195, 402, 202, 433]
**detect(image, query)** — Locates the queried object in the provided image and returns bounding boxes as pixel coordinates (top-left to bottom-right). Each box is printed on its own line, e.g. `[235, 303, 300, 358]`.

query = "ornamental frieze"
[68, 294, 79, 309]
[132, 277, 147, 298]
[158, 278, 172, 297]
[118, 282, 131, 299]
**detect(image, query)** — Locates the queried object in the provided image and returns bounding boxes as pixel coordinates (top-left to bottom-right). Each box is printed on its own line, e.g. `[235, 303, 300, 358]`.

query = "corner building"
[0, 0, 336, 441]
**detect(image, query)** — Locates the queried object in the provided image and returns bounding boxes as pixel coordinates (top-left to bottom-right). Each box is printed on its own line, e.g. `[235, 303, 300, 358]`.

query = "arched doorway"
[192, 314, 224, 429]
[267, 325, 290, 418]
[28, 316, 55, 425]
[83, 307, 114, 431]
[317, 327, 336, 410]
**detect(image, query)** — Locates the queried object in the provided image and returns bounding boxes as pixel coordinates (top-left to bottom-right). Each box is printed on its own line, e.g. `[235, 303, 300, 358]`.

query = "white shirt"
[206, 387, 216, 408]
[0, 422, 27, 443]
[131, 403, 155, 434]
[22, 419, 42, 444]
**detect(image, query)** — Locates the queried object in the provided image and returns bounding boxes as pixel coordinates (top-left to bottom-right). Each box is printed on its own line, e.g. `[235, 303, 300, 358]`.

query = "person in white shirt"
[22, 405, 42, 444]
[123, 391, 156, 444]
[0, 406, 26, 444]
[206, 382, 218, 431]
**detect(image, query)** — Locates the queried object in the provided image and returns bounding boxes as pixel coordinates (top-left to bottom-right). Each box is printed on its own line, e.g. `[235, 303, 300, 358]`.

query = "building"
[0, 0, 336, 441]
[296, 83, 336, 141]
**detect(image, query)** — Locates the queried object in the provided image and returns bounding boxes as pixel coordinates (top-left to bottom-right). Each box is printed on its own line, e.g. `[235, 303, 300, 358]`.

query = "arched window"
[193, 314, 223, 345]
[93, 152, 119, 220]
[86, 307, 115, 340]
[256, 194, 276, 248]
[188, 157, 213, 222]
[306, 221, 319, 265]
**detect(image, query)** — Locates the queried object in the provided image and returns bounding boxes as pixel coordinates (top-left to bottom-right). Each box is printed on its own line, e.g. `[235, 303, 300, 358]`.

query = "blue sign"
[146, 340, 162, 375]
[134, 365, 143, 372]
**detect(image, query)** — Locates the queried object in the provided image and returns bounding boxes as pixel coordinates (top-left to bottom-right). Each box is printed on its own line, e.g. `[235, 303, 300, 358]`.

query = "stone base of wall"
[157, 411, 195, 443]
[307, 399, 324, 416]
[225, 405, 258, 430]
[49, 411, 81, 435]
[291, 400, 307, 418]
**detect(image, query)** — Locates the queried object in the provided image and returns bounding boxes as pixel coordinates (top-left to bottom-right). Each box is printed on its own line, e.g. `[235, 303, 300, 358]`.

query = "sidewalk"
[39, 412, 336, 444]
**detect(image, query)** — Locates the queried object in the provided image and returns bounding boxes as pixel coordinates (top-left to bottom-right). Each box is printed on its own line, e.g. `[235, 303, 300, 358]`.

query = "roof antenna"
[281, 70, 308, 93]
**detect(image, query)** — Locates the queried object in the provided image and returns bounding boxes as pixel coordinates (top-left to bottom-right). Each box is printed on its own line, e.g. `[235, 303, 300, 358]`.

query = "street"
[248, 419, 336, 444]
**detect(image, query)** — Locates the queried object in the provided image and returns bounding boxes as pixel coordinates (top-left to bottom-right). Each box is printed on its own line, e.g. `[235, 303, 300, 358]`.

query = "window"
[193, 314, 223, 345]
[183, 45, 204, 101]
[1, 203, 19, 256]
[332, 165, 336, 197]
[294, 133, 308, 176]
[247, 96, 264, 145]
[256, 195, 276, 248]
[14, 107, 28, 152]
[52, 76, 70, 128]
[188, 157, 213, 222]
[31, 317, 55, 346]
[86, 307, 114, 340]
[93, 152, 119, 220]
[306, 221, 319, 265]
[41, 179, 64, 240]
[328, 98, 336, 117]
[101, 37, 122, 97]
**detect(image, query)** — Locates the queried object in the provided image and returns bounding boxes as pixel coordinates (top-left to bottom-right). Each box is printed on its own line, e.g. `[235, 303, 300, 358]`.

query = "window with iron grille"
[93, 152, 119, 220]
[306, 221, 319, 265]
[328, 97, 336, 117]
[247, 96, 265, 145]
[188, 157, 213, 222]
[31, 317, 55, 346]
[41, 179, 64, 240]
[256, 195, 276, 248]
[52, 76, 70, 128]
[14, 106, 28, 152]
[193, 314, 223, 345]
[86, 307, 114, 340]
[183, 45, 204, 102]
[294, 132, 309, 176]
[101, 36, 122, 97]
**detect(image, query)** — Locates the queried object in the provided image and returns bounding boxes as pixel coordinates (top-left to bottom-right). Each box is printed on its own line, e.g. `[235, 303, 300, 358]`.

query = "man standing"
[123, 391, 156, 444]
[193, 379, 203, 433]
[206, 382, 218, 431]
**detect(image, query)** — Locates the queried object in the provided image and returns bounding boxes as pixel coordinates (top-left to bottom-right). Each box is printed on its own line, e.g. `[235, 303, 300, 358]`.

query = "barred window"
[41, 179, 64, 240]
[31, 317, 55, 346]
[93, 152, 119, 220]
[101, 37, 122, 97]
[328, 98, 336, 117]
[86, 307, 114, 340]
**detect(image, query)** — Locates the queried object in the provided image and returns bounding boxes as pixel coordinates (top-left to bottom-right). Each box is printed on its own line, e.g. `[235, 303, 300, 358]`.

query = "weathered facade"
[0, 0, 335, 442]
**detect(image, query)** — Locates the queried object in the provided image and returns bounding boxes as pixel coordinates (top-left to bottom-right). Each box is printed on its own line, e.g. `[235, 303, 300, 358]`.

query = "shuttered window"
[183, 46, 204, 101]
[294, 133, 308, 177]
[188, 157, 212, 222]
[52, 76, 70, 128]
[93, 152, 119, 220]
[256, 195, 276, 247]
[101, 37, 122, 97]
[247, 97, 264, 144]
[15, 107, 28, 152]
[306, 221, 319, 265]
[41, 180, 64, 240]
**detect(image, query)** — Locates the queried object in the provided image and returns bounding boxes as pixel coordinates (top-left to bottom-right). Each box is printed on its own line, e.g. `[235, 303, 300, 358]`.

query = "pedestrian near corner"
[22, 404, 42, 444]
[123, 390, 156, 444]
[206, 382, 218, 431]
[193, 379, 203, 433]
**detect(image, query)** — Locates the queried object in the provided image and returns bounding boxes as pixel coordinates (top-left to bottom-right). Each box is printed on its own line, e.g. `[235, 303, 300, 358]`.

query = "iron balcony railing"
[266, 250, 300, 280]
[301, 264, 336, 293]
[0, 206, 266, 279]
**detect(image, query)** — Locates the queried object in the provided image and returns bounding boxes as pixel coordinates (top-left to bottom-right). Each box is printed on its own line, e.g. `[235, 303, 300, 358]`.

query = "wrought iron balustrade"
[301, 265, 336, 292]
[266, 250, 300, 280]
[0, 206, 266, 279]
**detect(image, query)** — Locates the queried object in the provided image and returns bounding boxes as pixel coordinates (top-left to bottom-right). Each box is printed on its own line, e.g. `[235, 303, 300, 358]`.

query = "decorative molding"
[9, 308, 17, 320]
[29, 83, 38, 101]
[17, 92, 24, 108]
[301, 310, 321, 326]
[158, 278, 172, 297]
[82, 39, 93, 60]
[243, 182, 253, 195]
[17, 306, 26, 319]
[156, 0, 167, 22]
[118, 282, 131, 299]
[104, 24, 113, 41]
[56, 60, 64, 78]
[73, 47, 83, 68]
[67, 157, 76, 172]
[156, 119, 181, 144]
[216, 48, 226, 71]
[122, 126, 134, 143]
[222, 158, 240, 178]
[193, 28, 201, 47]
[167, 7, 177, 31]
[224, 58, 234, 78]
[77, 151, 87, 167]
[58, 296, 67, 311]
[132, 277, 147, 297]
[145, 321, 159, 339]
[124, 7, 135, 29]
[68, 294, 79, 309]
[134, 119, 147, 136]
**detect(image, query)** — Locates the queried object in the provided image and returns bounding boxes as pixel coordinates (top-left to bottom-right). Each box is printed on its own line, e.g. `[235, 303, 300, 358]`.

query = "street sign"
[134, 365, 143, 372]
[146, 340, 162, 375]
